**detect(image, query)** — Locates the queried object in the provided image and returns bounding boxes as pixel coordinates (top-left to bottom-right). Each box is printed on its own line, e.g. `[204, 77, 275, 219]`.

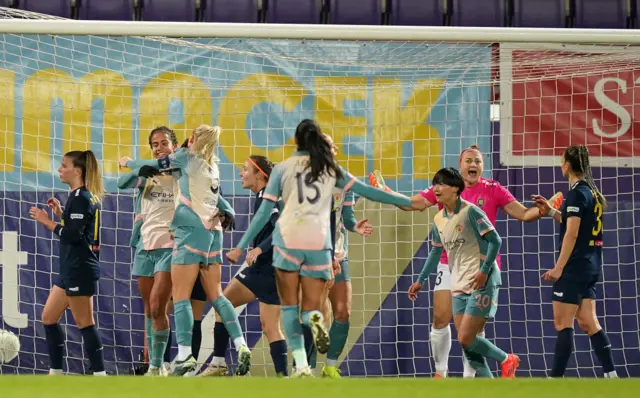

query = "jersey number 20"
[295, 172, 320, 205]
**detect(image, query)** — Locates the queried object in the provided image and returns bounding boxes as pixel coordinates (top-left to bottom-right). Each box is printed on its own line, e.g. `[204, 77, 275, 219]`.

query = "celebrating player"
[121, 124, 251, 377]
[374, 145, 555, 378]
[534, 145, 617, 378]
[226, 119, 412, 377]
[118, 126, 178, 376]
[30, 150, 105, 376]
[322, 134, 374, 378]
[408, 167, 520, 378]
[203, 155, 288, 377]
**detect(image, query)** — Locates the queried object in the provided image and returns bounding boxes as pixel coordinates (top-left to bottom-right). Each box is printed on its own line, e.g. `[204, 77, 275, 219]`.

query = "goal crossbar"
[0, 18, 640, 44]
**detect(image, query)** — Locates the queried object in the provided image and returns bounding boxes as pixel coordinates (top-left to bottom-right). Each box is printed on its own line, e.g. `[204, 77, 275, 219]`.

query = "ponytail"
[65, 150, 104, 202]
[190, 124, 221, 166]
[295, 119, 342, 183]
[564, 145, 606, 209]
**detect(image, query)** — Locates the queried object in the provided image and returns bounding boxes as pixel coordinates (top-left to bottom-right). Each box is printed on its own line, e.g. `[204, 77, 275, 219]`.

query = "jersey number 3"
[295, 172, 320, 205]
[592, 202, 603, 236]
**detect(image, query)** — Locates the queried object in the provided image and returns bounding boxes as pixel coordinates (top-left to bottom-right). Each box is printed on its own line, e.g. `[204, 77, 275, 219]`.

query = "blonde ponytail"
[84, 150, 104, 202]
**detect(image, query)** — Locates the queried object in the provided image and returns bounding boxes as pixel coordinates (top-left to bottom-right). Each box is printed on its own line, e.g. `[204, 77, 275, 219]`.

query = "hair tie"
[248, 157, 269, 179]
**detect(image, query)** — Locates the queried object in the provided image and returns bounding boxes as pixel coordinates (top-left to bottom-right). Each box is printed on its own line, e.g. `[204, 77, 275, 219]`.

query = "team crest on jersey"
[455, 224, 464, 232]
[477, 198, 485, 207]
[334, 193, 342, 202]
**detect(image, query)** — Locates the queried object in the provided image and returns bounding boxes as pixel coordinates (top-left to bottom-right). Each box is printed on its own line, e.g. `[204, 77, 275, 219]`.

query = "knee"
[41, 309, 59, 326]
[433, 309, 452, 330]
[332, 304, 350, 323]
[553, 315, 573, 332]
[149, 298, 165, 320]
[261, 319, 282, 341]
[458, 331, 476, 348]
[577, 316, 600, 336]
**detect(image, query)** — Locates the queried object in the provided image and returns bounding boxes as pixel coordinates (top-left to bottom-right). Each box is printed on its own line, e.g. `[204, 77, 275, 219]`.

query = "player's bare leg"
[300, 276, 331, 356]
[457, 314, 518, 378]
[137, 276, 154, 368]
[148, 271, 172, 376]
[431, 289, 453, 378]
[42, 286, 69, 375]
[200, 263, 252, 376]
[575, 299, 617, 378]
[277, 269, 312, 377]
[68, 295, 105, 376]
[170, 263, 200, 376]
[323, 280, 352, 378]
[203, 278, 255, 377]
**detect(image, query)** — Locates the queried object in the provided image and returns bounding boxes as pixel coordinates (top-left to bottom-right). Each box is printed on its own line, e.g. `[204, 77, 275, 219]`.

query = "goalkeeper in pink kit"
[371, 145, 562, 377]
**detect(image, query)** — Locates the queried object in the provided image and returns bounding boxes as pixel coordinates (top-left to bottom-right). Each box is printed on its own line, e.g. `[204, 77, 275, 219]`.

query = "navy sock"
[163, 327, 172, 363]
[44, 324, 64, 370]
[213, 321, 229, 358]
[550, 328, 574, 377]
[301, 324, 316, 369]
[192, 320, 202, 361]
[590, 329, 616, 374]
[80, 325, 105, 373]
[269, 339, 288, 376]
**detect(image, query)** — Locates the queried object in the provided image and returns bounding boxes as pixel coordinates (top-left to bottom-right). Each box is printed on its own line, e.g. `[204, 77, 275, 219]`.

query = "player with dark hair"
[534, 145, 617, 378]
[372, 145, 560, 378]
[121, 125, 251, 377]
[30, 150, 105, 376]
[408, 167, 520, 378]
[118, 126, 179, 376]
[226, 119, 413, 377]
[203, 155, 289, 377]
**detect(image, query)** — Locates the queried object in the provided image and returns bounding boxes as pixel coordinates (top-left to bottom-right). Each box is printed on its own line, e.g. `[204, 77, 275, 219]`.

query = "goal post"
[0, 8, 638, 377]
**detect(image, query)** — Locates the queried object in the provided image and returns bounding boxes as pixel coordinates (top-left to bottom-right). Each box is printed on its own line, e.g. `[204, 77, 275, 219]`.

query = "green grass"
[0, 377, 638, 398]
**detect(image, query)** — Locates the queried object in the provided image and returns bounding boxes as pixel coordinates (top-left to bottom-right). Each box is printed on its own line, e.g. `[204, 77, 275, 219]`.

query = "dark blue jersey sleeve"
[565, 189, 587, 219]
[54, 195, 94, 244]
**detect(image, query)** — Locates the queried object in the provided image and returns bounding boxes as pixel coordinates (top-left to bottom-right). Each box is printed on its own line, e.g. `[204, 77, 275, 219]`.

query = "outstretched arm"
[117, 169, 145, 190]
[236, 200, 276, 250]
[503, 201, 542, 222]
[338, 171, 411, 208]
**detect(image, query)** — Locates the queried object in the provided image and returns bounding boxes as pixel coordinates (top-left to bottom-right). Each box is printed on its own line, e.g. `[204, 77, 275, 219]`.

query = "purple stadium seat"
[450, 0, 506, 27]
[266, 0, 321, 24]
[327, 0, 382, 25]
[140, 0, 198, 22]
[202, 0, 259, 23]
[574, 0, 627, 29]
[390, 0, 445, 26]
[15, 0, 73, 18]
[512, 0, 566, 28]
[78, 0, 135, 21]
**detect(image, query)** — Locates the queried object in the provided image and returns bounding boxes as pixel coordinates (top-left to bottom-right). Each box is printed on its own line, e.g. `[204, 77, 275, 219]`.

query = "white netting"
[0, 7, 638, 377]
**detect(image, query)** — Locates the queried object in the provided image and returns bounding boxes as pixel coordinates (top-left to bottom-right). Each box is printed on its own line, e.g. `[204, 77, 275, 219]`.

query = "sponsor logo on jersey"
[567, 206, 580, 213]
[70, 213, 84, 220]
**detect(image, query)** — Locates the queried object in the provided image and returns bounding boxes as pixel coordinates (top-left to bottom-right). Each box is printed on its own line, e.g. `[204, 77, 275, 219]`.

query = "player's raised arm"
[336, 168, 412, 209]
[368, 170, 435, 212]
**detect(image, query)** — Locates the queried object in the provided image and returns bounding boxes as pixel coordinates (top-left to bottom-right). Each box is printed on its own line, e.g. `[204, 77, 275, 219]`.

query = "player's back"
[274, 153, 336, 251]
[170, 148, 220, 230]
[561, 181, 602, 278]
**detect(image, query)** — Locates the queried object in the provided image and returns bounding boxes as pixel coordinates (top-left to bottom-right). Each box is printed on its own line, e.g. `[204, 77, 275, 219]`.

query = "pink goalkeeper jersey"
[420, 177, 515, 267]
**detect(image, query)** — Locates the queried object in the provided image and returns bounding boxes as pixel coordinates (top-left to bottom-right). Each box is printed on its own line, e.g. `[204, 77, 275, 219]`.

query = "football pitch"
[0, 377, 638, 398]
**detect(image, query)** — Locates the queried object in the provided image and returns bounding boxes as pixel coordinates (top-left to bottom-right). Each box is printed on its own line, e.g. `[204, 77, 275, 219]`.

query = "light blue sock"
[282, 305, 307, 369]
[173, 300, 194, 348]
[212, 296, 245, 348]
[467, 336, 508, 363]
[145, 317, 153, 363]
[151, 329, 170, 368]
[327, 320, 349, 362]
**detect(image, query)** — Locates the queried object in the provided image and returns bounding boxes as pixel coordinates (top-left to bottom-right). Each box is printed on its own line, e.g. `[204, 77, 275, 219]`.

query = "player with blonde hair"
[30, 150, 106, 376]
[121, 124, 251, 377]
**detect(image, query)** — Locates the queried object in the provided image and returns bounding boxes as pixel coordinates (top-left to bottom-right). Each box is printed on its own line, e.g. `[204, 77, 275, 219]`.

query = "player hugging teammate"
[120, 125, 250, 377]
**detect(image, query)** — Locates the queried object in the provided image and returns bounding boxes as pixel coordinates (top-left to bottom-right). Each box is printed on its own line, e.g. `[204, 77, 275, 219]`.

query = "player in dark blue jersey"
[202, 155, 288, 377]
[534, 145, 617, 378]
[29, 150, 106, 376]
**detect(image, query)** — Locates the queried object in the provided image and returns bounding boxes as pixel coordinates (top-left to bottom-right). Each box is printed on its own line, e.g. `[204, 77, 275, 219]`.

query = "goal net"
[0, 8, 638, 377]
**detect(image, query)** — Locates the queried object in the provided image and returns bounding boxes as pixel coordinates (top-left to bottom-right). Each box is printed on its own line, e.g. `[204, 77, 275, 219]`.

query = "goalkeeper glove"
[138, 165, 160, 178]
